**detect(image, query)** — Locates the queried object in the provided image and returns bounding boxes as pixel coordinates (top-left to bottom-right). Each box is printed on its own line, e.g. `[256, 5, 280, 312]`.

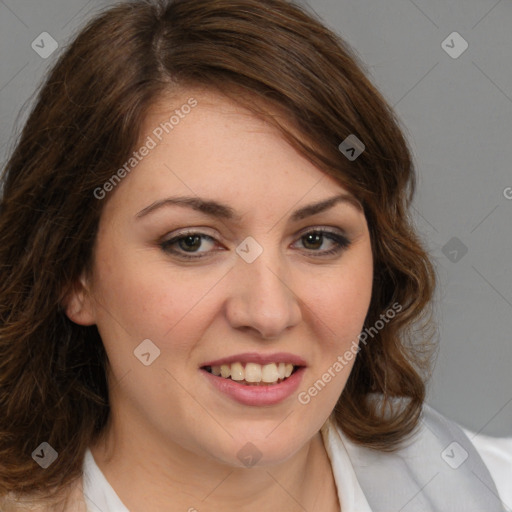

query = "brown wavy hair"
[0, 0, 436, 504]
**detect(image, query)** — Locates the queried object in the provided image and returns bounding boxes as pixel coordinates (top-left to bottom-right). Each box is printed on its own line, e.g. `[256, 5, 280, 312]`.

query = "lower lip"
[201, 367, 306, 406]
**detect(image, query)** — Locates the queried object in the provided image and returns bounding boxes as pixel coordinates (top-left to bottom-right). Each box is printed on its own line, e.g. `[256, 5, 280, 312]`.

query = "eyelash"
[159, 228, 351, 261]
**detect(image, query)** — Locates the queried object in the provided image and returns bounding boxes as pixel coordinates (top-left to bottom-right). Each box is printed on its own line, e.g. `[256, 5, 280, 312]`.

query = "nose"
[224, 251, 303, 340]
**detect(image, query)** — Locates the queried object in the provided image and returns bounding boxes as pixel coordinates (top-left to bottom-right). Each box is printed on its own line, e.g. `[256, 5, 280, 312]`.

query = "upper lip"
[201, 352, 307, 368]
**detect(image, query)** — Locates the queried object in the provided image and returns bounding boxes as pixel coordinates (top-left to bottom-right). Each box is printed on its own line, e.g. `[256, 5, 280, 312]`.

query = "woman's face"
[70, 90, 373, 467]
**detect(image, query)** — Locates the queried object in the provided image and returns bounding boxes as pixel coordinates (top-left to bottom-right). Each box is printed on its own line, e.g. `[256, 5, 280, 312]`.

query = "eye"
[160, 232, 222, 260]
[160, 228, 351, 261]
[293, 228, 351, 257]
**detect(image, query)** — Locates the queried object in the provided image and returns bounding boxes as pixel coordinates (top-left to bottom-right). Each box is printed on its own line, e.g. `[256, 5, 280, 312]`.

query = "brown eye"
[161, 232, 220, 259]
[293, 229, 351, 257]
[302, 232, 323, 250]
[178, 235, 202, 252]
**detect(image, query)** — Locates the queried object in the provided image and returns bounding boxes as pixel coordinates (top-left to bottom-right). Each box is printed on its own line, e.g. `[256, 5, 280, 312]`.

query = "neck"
[90, 414, 338, 512]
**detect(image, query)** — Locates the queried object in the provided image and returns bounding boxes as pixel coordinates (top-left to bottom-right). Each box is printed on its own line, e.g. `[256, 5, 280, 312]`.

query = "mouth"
[202, 362, 302, 386]
[200, 353, 307, 406]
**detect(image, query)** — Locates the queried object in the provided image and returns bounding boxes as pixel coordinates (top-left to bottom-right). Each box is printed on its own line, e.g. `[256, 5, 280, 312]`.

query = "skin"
[65, 89, 374, 512]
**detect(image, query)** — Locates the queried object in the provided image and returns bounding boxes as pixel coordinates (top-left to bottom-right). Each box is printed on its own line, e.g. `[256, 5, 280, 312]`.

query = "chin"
[203, 425, 313, 469]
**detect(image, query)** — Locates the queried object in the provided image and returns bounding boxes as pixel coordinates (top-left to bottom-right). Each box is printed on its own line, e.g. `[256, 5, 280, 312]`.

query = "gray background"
[1, 0, 511, 436]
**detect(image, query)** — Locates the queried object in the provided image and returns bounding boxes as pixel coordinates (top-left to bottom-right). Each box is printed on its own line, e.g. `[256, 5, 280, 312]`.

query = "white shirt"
[82, 421, 512, 512]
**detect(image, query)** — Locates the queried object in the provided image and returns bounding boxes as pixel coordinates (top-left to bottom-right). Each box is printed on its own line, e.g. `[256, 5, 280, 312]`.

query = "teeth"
[207, 362, 297, 384]
[231, 362, 244, 381]
[245, 363, 262, 383]
[261, 363, 279, 383]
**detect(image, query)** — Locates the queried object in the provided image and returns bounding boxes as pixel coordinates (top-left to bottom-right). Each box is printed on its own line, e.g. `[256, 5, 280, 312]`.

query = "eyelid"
[160, 227, 221, 243]
[160, 225, 347, 245]
[159, 225, 351, 261]
[159, 228, 229, 262]
[294, 225, 347, 238]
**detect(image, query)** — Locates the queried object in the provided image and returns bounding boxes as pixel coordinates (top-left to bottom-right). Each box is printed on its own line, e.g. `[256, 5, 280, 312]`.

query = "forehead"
[103, 88, 356, 219]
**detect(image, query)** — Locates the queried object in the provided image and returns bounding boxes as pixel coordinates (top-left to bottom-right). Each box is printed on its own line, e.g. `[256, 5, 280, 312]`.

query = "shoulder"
[327, 405, 509, 512]
[422, 407, 512, 505]
[462, 427, 512, 508]
[0, 477, 87, 512]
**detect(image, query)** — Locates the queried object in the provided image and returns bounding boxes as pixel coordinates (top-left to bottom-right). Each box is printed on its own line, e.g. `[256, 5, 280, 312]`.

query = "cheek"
[320, 280, 372, 347]
[297, 248, 373, 404]
[92, 243, 221, 340]
[304, 279, 370, 387]
[308, 254, 373, 347]
[90, 246, 234, 393]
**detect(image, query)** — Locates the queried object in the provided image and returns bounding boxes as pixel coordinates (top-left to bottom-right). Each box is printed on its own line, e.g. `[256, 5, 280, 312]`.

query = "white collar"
[320, 416, 373, 511]
[82, 449, 129, 512]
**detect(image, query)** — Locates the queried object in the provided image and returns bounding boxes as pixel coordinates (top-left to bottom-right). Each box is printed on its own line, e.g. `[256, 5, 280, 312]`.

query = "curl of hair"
[0, 0, 436, 502]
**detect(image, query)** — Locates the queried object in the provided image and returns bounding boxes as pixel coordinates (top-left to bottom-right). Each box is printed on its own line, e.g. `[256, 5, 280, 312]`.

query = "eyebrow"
[135, 193, 362, 222]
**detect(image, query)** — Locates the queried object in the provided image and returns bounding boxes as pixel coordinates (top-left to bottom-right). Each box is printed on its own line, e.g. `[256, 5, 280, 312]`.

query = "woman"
[0, 0, 510, 510]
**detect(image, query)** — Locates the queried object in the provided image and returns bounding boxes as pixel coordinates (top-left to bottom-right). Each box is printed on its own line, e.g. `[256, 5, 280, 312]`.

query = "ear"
[61, 273, 96, 326]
